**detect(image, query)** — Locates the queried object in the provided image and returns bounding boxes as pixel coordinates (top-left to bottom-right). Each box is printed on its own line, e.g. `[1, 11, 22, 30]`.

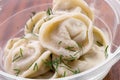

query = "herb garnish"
[73, 68, 80, 74]
[64, 55, 76, 62]
[60, 66, 80, 74]
[46, 8, 53, 15]
[12, 48, 23, 62]
[65, 46, 76, 52]
[13, 69, 20, 76]
[96, 41, 103, 46]
[43, 60, 54, 71]
[58, 41, 62, 45]
[33, 63, 38, 71]
[105, 45, 109, 58]
[61, 71, 66, 77]
[43, 55, 63, 71]
[43, 54, 78, 74]
[77, 43, 83, 49]
[20, 48, 23, 57]
[28, 63, 33, 69]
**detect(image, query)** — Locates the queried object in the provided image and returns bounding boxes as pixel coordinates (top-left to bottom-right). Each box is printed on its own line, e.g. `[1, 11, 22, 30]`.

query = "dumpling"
[50, 44, 105, 78]
[4, 38, 20, 59]
[39, 13, 93, 59]
[24, 10, 58, 35]
[53, 0, 94, 20]
[25, 11, 46, 34]
[4, 33, 52, 78]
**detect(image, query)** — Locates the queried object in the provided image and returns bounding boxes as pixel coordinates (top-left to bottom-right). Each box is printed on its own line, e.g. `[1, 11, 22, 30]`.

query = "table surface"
[0, 0, 120, 80]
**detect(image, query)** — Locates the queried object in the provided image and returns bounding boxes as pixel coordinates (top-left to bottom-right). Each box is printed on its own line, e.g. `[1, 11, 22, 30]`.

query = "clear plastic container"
[0, 0, 120, 80]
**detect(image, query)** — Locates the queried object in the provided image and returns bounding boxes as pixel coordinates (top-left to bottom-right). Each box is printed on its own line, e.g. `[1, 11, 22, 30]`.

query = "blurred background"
[0, 0, 120, 80]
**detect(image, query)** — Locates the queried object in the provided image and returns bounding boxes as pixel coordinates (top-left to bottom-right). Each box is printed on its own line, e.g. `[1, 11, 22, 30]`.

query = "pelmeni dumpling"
[4, 33, 52, 78]
[25, 11, 46, 34]
[53, 0, 94, 20]
[39, 13, 93, 59]
[24, 10, 59, 35]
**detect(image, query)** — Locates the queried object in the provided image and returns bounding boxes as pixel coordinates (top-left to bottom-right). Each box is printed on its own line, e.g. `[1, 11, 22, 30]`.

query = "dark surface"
[0, 0, 120, 80]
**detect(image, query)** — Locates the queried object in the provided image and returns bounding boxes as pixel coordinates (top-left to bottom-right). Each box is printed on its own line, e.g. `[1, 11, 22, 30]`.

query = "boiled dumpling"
[4, 33, 51, 78]
[25, 11, 46, 34]
[39, 13, 93, 59]
[53, 0, 94, 20]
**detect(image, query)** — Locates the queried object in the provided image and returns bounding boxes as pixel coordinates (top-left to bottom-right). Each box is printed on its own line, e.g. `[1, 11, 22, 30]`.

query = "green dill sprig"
[33, 63, 38, 71]
[46, 8, 53, 15]
[60, 66, 80, 74]
[20, 48, 23, 57]
[43, 55, 78, 73]
[73, 68, 80, 74]
[96, 41, 103, 46]
[61, 71, 66, 77]
[58, 41, 62, 45]
[12, 48, 23, 62]
[65, 46, 76, 52]
[28, 63, 33, 69]
[77, 43, 83, 49]
[52, 58, 61, 71]
[13, 69, 20, 76]
[43, 60, 54, 71]
[43, 55, 63, 71]
[64, 55, 76, 62]
[105, 45, 109, 58]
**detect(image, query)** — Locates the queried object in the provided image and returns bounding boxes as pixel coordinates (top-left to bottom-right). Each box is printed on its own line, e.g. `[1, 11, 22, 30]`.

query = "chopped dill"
[58, 41, 62, 45]
[20, 48, 23, 57]
[61, 71, 66, 77]
[43, 60, 54, 71]
[13, 69, 20, 76]
[65, 46, 76, 52]
[60, 66, 80, 74]
[33, 63, 38, 71]
[64, 55, 76, 62]
[73, 68, 80, 74]
[96, 41, 103, 46]
[105, 45, 109, 58]
[77, 43, 83, 49]
[12, 48, 23, 62]
[46, 8, 53, 15]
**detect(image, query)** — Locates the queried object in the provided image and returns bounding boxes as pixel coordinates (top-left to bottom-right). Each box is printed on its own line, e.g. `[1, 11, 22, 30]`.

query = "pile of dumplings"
[4, 0, 108, 79]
